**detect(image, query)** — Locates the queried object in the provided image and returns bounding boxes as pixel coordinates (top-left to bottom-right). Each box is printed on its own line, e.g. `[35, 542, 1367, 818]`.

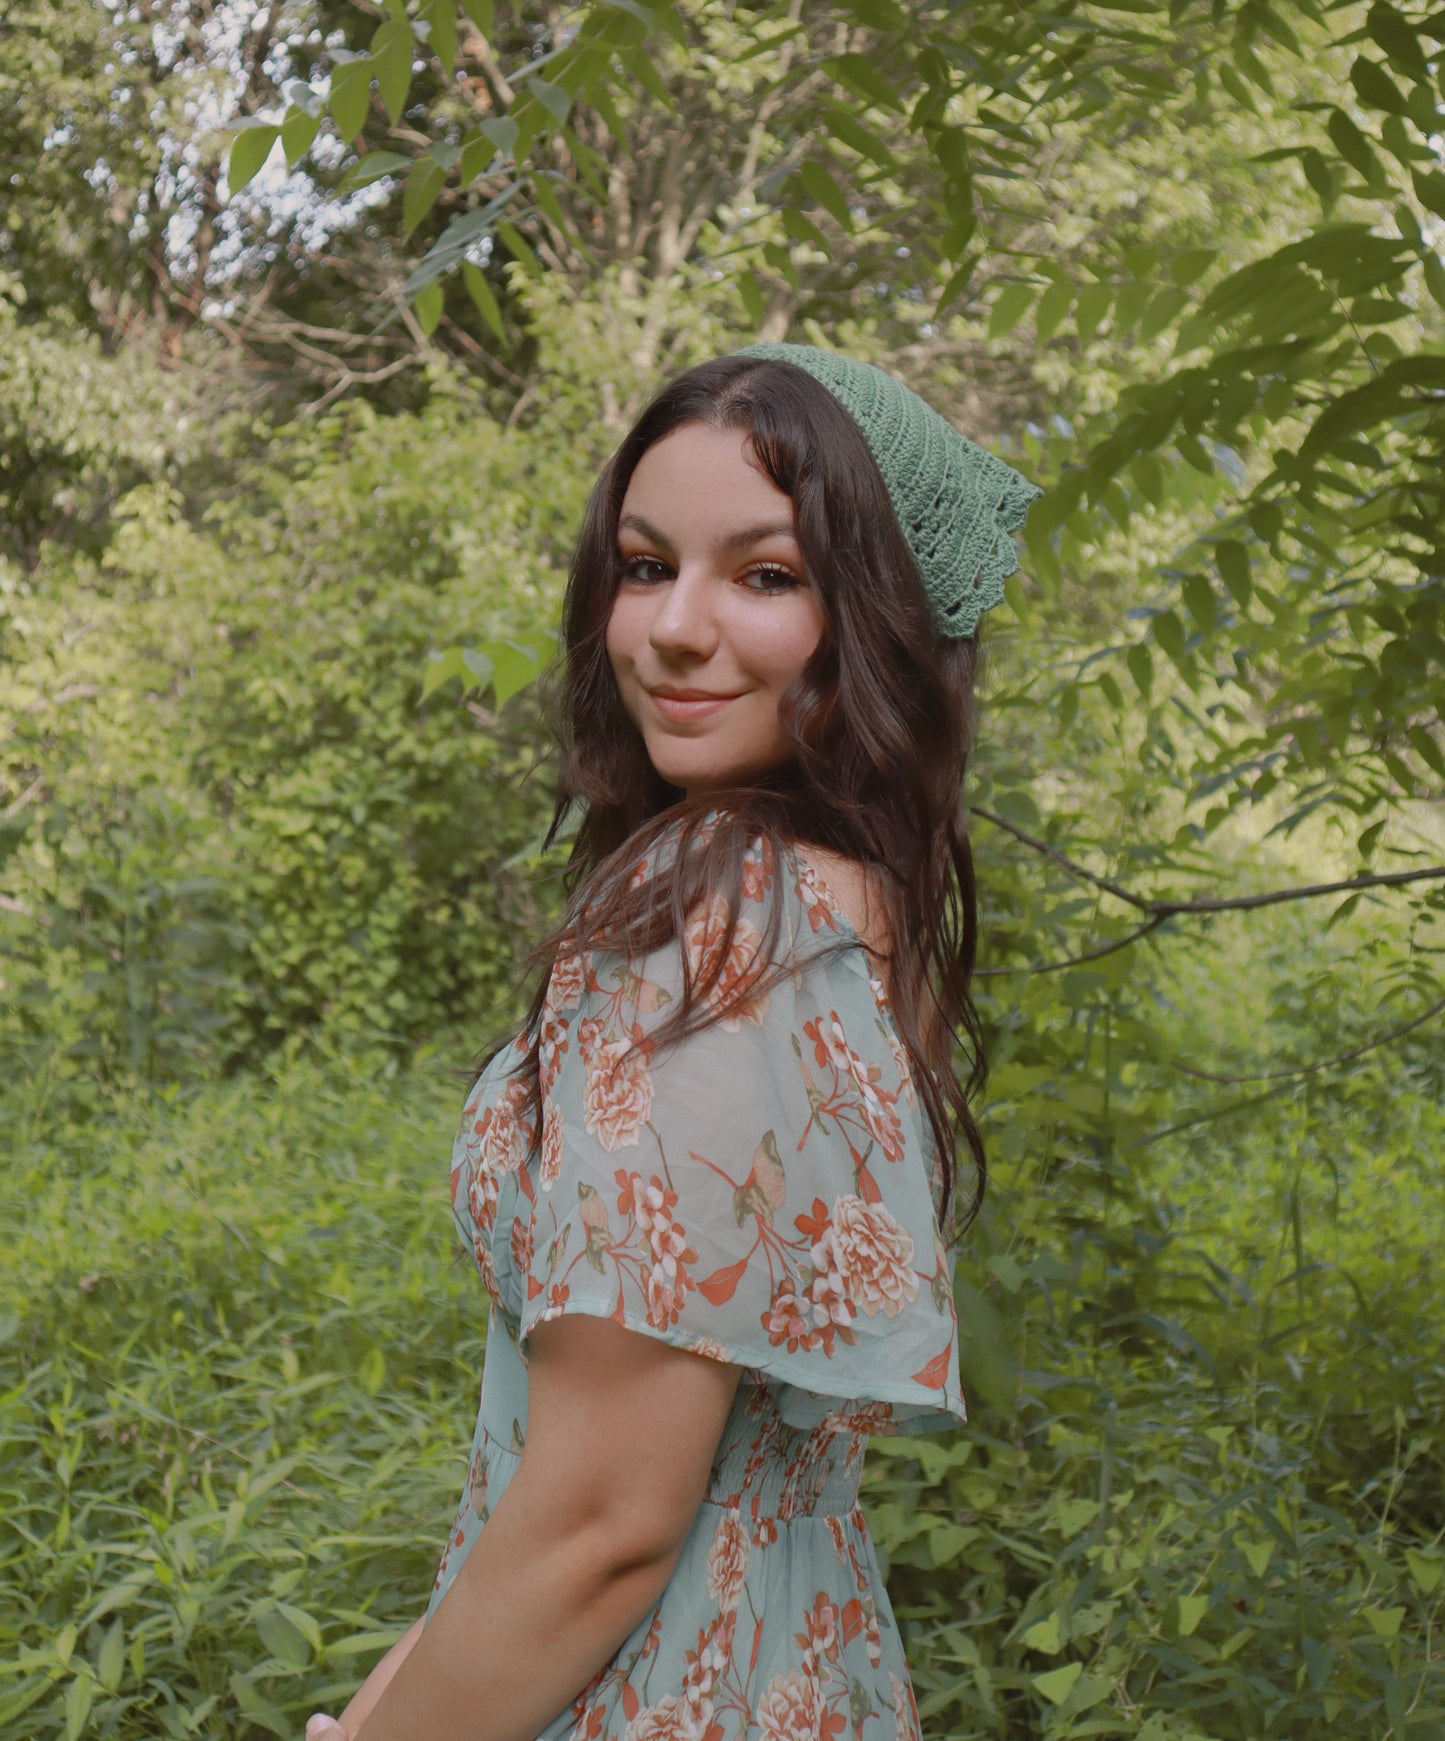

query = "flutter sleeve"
[508, 834, 966, 1436]
[508, 835, 974, 1434]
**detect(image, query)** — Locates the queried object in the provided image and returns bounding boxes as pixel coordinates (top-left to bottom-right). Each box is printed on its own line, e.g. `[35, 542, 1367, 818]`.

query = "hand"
[305, 1715, 350, 1740]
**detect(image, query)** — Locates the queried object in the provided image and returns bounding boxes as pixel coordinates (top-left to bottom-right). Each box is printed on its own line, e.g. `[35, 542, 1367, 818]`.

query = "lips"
[647, 688, 740, 722]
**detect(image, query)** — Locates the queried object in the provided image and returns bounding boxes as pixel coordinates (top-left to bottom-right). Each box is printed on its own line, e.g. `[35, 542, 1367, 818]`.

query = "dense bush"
[2, 1038, 1440, 1739]
[0, 382, 577, 1092]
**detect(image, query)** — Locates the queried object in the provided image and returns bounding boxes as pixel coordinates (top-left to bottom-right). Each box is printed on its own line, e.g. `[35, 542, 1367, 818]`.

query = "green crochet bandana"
[736, 342, 1042, 640]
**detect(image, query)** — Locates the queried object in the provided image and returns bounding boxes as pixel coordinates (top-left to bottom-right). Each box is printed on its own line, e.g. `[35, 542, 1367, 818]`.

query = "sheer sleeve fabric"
[509, 832, 967, 1436]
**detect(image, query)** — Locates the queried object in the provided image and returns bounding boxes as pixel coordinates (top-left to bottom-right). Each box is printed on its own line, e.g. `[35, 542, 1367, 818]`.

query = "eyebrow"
[617, 512, 800, 556]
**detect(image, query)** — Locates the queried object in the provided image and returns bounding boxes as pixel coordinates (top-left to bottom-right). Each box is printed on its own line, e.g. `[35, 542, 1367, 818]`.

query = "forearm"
[337, 1617, 425, 1736]
[353, 1465, 678, 1741]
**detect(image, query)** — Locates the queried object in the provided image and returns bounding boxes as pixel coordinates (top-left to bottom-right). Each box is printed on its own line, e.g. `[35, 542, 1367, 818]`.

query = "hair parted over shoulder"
[473, 352, 991, 1237]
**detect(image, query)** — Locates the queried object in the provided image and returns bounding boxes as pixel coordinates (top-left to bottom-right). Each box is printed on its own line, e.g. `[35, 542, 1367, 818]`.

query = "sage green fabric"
[736, 342, 1042, 639]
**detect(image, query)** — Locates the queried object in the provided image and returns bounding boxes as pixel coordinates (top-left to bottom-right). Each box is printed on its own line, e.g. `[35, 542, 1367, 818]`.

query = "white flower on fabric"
[815, 1194, 918, 1318]
[582, 1035, 654, 1150]
[623, 1693, 712, 1741]
[756, 1668, 826, 1741]
[705, 1508, 751, 1614]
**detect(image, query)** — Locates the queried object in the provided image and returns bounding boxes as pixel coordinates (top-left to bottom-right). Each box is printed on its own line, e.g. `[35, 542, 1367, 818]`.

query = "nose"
[647, 565, 719, 660]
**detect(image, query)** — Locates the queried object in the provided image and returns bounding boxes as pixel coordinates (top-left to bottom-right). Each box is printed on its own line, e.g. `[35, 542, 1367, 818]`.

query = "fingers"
[305, 1716, 349, 1741]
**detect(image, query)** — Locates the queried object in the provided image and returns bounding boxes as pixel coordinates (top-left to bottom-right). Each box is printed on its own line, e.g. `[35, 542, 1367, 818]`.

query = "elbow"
[575, 1498, 696, 1588]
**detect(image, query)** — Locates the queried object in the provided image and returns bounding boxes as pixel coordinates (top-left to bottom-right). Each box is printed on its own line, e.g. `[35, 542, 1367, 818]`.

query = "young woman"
[305, 344, 1039, 1741]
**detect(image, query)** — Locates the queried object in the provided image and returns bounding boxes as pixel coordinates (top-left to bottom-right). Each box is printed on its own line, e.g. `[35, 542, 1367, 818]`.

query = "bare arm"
[352, 1313, 742, 1741]
[328, 1617, 424, 1735]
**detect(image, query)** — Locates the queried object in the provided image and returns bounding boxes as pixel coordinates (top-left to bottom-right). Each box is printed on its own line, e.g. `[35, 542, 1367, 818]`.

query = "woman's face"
[606, 422, 826, 798]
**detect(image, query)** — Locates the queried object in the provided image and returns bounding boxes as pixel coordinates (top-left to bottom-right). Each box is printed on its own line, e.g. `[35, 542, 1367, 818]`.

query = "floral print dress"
[427, 815, 968, 1741]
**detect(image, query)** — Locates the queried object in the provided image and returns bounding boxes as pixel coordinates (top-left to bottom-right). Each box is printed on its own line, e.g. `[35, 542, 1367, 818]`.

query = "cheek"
[743, 598, 824, 687]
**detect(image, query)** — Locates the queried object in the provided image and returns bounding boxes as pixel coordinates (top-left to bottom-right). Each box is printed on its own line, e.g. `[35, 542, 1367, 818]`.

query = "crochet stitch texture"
[736, 342, 1042, 639]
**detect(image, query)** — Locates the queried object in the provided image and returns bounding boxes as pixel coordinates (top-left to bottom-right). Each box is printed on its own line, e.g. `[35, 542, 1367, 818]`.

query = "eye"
[742, 564, 801, 595]
[619, 555, 673, 586]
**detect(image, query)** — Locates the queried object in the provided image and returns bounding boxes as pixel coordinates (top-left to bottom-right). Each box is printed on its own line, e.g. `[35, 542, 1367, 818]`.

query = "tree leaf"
[403, 158, 447, 238]
[461, 261, 504, 338]
[1351, 56, 1407, 114]
[988, 282, 1036, 338]
[800, 159, 852, 229]
[227, 123, 279, 193]
[413, 281, 443, 335]
[1033, 1662, 1083, 1706]
[527, 77, 572, 125]
[420, 0, 457, 74]
[330, 58, 373, 143]
[372, 17, 413, 126]
[280, 107, 320, 167]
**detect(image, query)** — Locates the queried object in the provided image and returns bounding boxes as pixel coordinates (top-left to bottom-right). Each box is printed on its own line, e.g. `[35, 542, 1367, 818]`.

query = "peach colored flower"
[886, 1026, 917, 1108]
[466, 1076, 532, 1180]
[624, 1694, 712, 1741]
[684, 893, 771, 1030]
[864, 1599, 882, 1668]
[509, 1216, 534, 1275]
[826, 1515, 848, 1564]
[540, 1099, 564, 1192]
[820, 1400, 895, 1438]
[577, 1013, 606, 1065]
[763, 1278, 820, 1355]
[741, 836, 774, 901]
[810, 1009, 906, 1161]
[538, 1003, 571, 1095]
[689, 1334, 732, 1363]
[816, 1194, 918, 1319]
[891, 1672, 920, 1741]
[682, 1611, 735, 1707]
[627, 1173, 697, 1329]
[756, 1668, 825, 1741]
[466, 1161, 499, 1238]
[583, 1036, 654, 1151]
[706, 1509, 751, 1614]
[547, 946, 586, 1014]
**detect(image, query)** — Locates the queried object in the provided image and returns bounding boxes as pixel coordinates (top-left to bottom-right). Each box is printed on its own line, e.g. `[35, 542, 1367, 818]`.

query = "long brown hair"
[474, 353, 990, 1237]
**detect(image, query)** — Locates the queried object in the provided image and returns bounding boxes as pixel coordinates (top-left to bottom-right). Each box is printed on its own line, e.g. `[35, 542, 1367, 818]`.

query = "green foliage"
[3, 1010, 1441, 1736]
[0, 1056, 476, 1739]
[0, 382, 578, 1089]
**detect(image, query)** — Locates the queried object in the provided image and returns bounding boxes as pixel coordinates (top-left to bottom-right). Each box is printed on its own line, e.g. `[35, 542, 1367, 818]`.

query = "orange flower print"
[467, 1076, 532, 1180]
[688, 1334, 733, 1363]
[582, 1034, 654, 1151]
[540, 1098, 564, 1191]
[810, 1008, 906, 1163]
[539, 1002, 571, 1095]
[820, 1399, 896, 1438]
[890, 1672, 921, 1741]
[548, 945, 586, 1014]
[741, 836, 774, 902]
[509, 1215, 534, 1275]
[705, 1508, 751, 1614]
[885, 1025, 917, 1108]
[818, 1194, 919, 1319]
[755, 1668, 827, 1741]
[799, 1593, 840, 1672]
[682, 1612, 736, 1706]
[466, 1161, 499, 1240]
[762, 1278, 815, 1354]
[683, 893, 771, 1031]
[623, 1693, 713, 1741]
[626, 1173, 699, 1329]
[577, 1013, 606, 1065]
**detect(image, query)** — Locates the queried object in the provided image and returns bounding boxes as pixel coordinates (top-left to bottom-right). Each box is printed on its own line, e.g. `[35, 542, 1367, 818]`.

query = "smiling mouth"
[648, 691, 740, 719]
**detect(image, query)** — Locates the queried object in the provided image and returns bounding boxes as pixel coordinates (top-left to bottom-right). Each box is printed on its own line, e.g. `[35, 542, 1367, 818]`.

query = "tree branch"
[1167, 990, 1445, 1085]
[971, 806, 1445, 916]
